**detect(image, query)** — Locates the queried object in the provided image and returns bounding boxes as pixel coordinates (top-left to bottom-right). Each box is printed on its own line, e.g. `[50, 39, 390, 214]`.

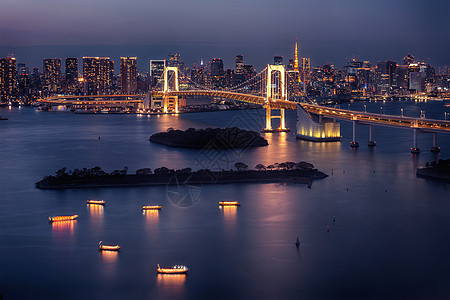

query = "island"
[149, 127, 268, 149]
[416, 159, 450, 182]
[35, 161, 328, 189]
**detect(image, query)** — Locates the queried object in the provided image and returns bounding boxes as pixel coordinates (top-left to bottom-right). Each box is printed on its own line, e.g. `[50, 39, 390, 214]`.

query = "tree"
[234, 162, 248, 171]
[255, 163, 266, 171]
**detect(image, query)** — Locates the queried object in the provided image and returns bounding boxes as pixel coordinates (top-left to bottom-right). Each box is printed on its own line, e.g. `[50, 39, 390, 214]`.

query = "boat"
[0, 116, 8, 120]
[219, 201, 240, 206]
[295, 237, 300, 248]
[98, 241, 121, 251]
[87, 200, 106, 205]
[142, 205, 162, 210]
[157, 264, 189, 274]
[49, 215, 78, 222]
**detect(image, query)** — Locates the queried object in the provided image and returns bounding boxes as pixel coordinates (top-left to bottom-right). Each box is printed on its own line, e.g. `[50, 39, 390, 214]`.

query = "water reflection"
[157, 273, 186, 287]
[143, 209, 159, 225]
[88, 203, 104, 217]
[101, 250, 119, 263]
[51, 220, 76, 235]
[220, 205, 237, 225]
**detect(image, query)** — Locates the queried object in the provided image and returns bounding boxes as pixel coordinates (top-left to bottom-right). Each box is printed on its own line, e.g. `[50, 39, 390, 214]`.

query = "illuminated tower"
[294, 40, 299, 72]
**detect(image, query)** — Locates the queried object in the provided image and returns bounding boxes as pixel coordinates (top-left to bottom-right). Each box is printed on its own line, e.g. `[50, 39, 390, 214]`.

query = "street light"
[348, 103, 350, 110]
[445, 112, 448, 121]
[420, 110, 425, 119]
[401, 108, 403, 117]
[364, 105, 366, 113]
[380, 107, 383, 114]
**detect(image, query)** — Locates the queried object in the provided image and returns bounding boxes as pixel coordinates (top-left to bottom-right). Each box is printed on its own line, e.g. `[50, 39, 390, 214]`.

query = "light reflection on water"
[51, 220, 76, 236]
[143, 209, 159, 226]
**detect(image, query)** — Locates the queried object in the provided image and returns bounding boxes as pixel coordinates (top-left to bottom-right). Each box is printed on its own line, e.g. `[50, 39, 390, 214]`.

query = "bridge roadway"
[38, 91, 450, 133]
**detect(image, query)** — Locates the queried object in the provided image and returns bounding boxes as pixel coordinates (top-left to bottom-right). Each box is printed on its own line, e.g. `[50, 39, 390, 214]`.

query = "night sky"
[1, 0, 449, 71]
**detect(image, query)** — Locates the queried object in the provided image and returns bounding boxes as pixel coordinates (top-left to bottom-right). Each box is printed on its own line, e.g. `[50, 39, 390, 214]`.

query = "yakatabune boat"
[87, 200, 106, 205]
[142, 205, 162, 210]
[48, 215, 78, 222]
[218, 201, 241, 206]
[157, 264, 189, 274]
[98, 241, 120, 251]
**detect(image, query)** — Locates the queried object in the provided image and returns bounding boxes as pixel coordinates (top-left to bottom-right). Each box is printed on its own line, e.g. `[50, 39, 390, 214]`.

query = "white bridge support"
[350, 120, 359, 147]
[411, 128, 420, 153]
[262, 65, 289, 133]
[368, 125, 376, 147]
[163, 67, 179, 113]
[431, 132, 440, 153]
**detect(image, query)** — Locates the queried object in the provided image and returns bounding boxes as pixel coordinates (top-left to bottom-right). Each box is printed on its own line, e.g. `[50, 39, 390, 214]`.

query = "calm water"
[1, 101, 449, 300]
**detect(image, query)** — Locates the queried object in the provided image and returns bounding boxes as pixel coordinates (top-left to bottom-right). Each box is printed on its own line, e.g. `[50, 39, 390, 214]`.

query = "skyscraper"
[83, 57, 113, 95]
[150, 60, 166, 88]
[65, 58, 78, 84]
[274, 55, 283, 65]
[301, 58, 310, 71]
[120, 57, 137, 94]
[294, 40, 299, 72]
[404, 54, 415, 66]
[168, 53, 181, 68]
[211, 58, 224, 76]
[43, 58, 61, 92]
[235, 55, 244, 85]
[0, 56, 17, 101]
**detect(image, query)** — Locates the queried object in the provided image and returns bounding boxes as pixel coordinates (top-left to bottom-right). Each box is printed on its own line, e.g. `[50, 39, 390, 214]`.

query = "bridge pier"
[262, 106, 289, 133]
[368, 125, 376, 147]
[431, 132, 440, 153]
[411, 128, 420, 153]
[350, 120, 359, 147]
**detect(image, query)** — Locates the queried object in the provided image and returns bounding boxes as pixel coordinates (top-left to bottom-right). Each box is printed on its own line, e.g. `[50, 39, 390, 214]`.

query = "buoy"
[333, 216, 336, 222]
[295, 237, 300, 248]
[346, 186, 349, 191]
[326, 225, 330, 232]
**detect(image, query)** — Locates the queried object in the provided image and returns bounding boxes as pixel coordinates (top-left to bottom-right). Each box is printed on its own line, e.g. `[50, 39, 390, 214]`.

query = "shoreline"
[36, 169, 328, 189]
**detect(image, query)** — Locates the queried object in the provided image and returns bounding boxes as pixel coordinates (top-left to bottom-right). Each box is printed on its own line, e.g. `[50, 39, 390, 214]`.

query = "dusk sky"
[1, 0, 449, 71]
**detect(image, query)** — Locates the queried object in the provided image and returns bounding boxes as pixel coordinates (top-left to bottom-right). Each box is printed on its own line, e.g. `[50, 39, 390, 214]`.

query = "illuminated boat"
[48, 215, 78, 222]
[142, 205, 162, 210]
[98, 241, 121, 251]
[87, 200, 106, 205]
[157, 264, 189, 274]
[219, 201, 240, 206]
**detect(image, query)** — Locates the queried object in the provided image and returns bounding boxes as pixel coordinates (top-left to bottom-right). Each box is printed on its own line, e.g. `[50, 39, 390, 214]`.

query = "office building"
[235, 55, 245, 85]
[150, 60, 166, 88]
[120, 57, 137, 94]
[65, 58, 78, 84]
[83, 57, 113, 95]
[0, 56, 17, 101]
[43, 58, 61, 92]
[274, 55, 283, 65]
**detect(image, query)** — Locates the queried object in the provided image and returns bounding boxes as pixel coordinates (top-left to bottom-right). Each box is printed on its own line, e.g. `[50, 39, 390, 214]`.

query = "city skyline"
[1, 0, 449, 70]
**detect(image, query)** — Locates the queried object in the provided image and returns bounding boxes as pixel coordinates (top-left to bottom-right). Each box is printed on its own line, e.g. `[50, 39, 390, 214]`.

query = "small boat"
[98, 241, 120, 251]
[157, 264, 189, 274]
[49, 215, 78, 222]
[142, 205, 162, 210]
[295, 237, 300, 248]
[87, 200, 106, 205]
[219, 201, 240, 206]
[0, 116, 8, 120]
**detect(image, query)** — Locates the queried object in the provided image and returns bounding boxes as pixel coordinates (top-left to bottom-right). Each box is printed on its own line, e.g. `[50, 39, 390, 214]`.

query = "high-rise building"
[168, 53, 181, 68]
[43, 58, 61, 92]
[211, 58, 224, 76]
[0, 56, 17, 101]
[404, 54, 415, 66]
[235, 55, 245, 85]
[17, 63, 29, 76]
[149, 60, 166, 88]
[65, 58, 78, 84]
[274, 55, 283, 65]
[243, 65, 255, 81]
[301, 58, 310, 71]
[120, 57, 137, 94]
[287, 59, 294, 71]
[82, 57, 113, 95]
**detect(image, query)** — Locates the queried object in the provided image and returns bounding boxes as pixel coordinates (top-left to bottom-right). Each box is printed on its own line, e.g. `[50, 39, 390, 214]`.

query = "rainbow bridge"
[38, 65, 450, 153]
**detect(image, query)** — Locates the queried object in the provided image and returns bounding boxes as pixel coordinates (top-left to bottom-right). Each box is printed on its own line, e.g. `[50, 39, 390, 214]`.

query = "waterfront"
[1, 100, 449, 299]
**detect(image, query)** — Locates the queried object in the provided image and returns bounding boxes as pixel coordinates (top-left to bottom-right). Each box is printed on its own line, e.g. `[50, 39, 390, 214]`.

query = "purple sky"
[1, 0, 449, 71]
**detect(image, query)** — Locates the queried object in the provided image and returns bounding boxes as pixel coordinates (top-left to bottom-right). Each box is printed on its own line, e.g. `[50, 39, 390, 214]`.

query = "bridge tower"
[163, 66, 179, 113]
[262, 65, 290, 132]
